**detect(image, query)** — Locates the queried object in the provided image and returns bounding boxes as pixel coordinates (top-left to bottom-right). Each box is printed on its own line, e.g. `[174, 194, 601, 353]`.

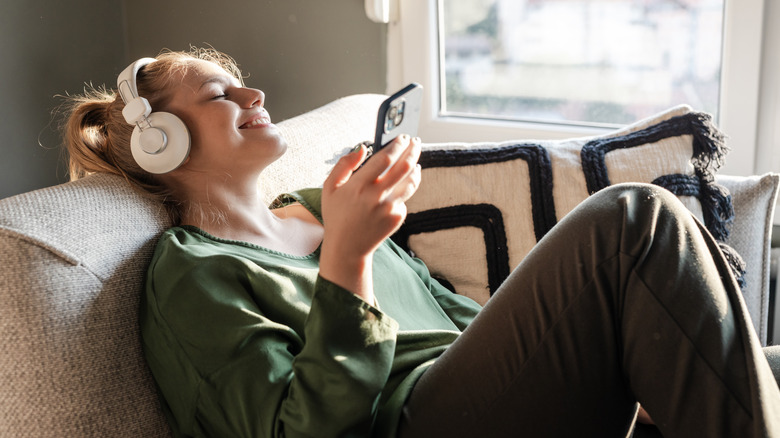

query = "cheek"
[179, 108, 233, 137]
[186, 121, 234, 152]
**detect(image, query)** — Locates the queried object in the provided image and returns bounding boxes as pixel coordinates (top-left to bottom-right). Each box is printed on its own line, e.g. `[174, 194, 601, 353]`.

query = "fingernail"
[352, 141, 370, 153]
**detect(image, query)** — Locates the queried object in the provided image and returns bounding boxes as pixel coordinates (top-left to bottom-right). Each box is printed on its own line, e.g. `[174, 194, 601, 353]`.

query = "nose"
[243, 88, 264, 108]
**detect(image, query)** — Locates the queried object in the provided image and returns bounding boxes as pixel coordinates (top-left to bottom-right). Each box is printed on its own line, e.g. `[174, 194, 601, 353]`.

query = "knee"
[593, 183, 679, 207]
[585, 183, 689, 223]
[569, 183, 697, 249]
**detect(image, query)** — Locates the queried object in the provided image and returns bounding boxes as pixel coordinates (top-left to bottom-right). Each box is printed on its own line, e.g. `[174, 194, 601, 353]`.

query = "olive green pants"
[398, 184, 780, 438]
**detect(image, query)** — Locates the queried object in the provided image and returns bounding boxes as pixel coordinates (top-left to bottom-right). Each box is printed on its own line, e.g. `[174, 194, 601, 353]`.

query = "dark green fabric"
[139, 188, 483, 438]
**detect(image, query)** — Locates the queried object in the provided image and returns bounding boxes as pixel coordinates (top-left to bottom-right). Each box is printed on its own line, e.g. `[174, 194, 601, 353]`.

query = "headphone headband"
[117, 58, 157, 125]
[117, 58, 156, 102]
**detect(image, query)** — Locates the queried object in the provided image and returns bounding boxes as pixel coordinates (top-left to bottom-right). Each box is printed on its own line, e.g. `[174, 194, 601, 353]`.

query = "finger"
[361, 134, 412, 180]
[377, 136, 421, 189]
[396, 163, 422, 202]
[324, 145, 367, 190]
[385, 162, 422, 206]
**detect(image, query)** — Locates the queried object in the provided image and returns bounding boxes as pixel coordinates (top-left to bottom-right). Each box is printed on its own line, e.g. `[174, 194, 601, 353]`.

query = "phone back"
[374, 83, 423, 148]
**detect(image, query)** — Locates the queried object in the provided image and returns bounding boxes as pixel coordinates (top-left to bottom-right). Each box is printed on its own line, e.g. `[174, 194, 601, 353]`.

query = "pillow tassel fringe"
[718, 241, 747, 290]
[688, 112, 734, 242]
[688, 112, 745, 288]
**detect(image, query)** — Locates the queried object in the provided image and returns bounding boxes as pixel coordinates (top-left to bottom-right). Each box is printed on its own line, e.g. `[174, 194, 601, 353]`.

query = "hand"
[319, 135, 422, 302]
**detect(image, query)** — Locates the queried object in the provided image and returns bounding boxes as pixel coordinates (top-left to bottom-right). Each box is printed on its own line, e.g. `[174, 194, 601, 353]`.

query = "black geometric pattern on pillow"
[392, 204, 510, 296]
[651, 174, 701, 197]
[418, 144, 557, 241]
[581, 111, 733, 241]
[580, 112, 745, 286]
[431, 275, 457, 294]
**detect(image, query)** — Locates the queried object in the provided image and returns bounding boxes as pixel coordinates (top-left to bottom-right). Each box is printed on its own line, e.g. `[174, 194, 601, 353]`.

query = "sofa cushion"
[393, 105, 772, 333]
[0, 173, 173, 437]
[717, 174, 780, 344]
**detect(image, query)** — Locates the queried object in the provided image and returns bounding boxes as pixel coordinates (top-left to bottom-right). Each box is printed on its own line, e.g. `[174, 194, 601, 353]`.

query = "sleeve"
[384, 239, 483, 331]
[141, 250, 399, 438]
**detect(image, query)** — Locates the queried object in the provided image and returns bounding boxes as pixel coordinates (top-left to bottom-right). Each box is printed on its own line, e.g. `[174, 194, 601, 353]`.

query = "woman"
[63, 47, 780, 437]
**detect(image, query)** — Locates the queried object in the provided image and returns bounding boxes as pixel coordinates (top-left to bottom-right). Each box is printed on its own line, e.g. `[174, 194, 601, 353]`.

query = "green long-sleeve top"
[140, 188, 483, 438]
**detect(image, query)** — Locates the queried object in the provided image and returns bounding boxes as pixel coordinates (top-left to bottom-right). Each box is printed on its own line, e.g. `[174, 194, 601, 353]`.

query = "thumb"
[325, 144, 367, 189]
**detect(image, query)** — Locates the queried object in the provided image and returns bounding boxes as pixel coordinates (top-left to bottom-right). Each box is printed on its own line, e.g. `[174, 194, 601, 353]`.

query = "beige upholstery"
[0, 173, 172, 436]
[718, 174, 780, 343]
[0, 93, 776, 436]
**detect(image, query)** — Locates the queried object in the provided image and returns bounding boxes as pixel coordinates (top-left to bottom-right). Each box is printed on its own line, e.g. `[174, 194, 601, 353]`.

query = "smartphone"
[364, 83, 423, 160]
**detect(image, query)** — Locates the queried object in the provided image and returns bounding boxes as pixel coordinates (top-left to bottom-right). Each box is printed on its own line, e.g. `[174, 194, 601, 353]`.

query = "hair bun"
[80, 102, 111, 153]
[62, 86, 131, 178]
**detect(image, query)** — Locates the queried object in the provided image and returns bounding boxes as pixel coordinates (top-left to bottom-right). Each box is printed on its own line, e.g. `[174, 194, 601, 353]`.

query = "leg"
[398, 184, 780, 438]
[636, 346, 780, 438]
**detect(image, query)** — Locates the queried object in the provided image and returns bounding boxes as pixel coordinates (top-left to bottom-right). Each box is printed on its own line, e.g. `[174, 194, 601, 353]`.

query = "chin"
[258, 138, 287, 169]
[272, 137, 288, 159]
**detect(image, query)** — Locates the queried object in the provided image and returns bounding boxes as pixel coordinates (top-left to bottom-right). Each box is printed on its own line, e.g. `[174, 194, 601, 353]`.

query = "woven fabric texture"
[718, 174, 780, 344]
[0, 173, 172, 437]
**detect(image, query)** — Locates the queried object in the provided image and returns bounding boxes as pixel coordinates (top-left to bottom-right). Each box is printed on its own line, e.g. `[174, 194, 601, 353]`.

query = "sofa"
[1, 93, 779, 436]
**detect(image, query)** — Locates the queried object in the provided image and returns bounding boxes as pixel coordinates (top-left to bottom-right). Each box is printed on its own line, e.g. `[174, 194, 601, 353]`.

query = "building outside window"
[441, 0, 724, 128]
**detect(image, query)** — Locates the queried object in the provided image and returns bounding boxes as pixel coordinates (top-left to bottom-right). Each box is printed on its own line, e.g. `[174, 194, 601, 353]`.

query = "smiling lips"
[240, 112, 272, 129]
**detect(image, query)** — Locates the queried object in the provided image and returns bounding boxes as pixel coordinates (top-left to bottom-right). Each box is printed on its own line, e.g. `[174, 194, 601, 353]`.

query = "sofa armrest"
[718, 174, 780, 345]
[0, 173, 173, 437]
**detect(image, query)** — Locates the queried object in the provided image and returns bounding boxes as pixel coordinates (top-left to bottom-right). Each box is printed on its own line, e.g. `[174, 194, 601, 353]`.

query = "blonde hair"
[60, 47, 244, 224]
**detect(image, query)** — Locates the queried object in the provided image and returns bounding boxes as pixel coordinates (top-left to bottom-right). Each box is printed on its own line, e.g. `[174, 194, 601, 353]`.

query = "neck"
[167, 167, 323, 256]
[174, 171, 274, 235]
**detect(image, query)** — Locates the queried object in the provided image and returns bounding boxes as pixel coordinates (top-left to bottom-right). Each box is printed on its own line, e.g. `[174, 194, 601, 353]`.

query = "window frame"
[387, 0, 766, 176]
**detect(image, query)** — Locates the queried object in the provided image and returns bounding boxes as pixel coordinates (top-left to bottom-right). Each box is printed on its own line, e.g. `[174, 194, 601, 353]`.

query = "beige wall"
[1, 0, 387, 198]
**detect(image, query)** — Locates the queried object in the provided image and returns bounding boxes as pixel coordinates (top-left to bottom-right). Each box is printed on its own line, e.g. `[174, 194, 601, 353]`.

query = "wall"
[123, 0, 387, 121]
[0, 0, 126, 199]
[0, 0, 387, 199]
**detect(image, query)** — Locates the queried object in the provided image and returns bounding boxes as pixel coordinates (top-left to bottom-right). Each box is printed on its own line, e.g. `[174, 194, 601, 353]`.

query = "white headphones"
[117, 58, 191, 174]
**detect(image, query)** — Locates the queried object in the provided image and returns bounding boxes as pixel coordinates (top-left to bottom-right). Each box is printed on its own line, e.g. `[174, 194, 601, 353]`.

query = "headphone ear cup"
[130, 112, 191, 174]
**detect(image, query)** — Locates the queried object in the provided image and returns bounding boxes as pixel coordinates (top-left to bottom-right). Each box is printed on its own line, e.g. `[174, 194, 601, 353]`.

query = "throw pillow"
[393, 105, 738, 305]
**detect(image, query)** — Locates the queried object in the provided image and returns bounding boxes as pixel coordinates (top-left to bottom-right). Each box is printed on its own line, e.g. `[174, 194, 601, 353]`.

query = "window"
[388, 0, 767, 176]
[441, 0, 724, 128]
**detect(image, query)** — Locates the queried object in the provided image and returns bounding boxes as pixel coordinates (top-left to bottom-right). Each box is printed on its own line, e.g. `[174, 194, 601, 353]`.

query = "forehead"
[174, 59, 241, 92]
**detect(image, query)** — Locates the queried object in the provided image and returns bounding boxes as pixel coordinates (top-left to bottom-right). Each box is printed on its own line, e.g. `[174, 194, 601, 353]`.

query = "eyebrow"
[198, 76, 235, 90]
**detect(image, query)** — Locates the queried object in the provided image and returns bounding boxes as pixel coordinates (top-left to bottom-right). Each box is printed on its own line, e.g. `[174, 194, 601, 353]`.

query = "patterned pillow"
[392, 105, 738, 305]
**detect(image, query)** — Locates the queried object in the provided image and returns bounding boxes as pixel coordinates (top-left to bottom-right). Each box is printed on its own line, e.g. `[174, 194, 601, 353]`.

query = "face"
[163, 59, 287, 178]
